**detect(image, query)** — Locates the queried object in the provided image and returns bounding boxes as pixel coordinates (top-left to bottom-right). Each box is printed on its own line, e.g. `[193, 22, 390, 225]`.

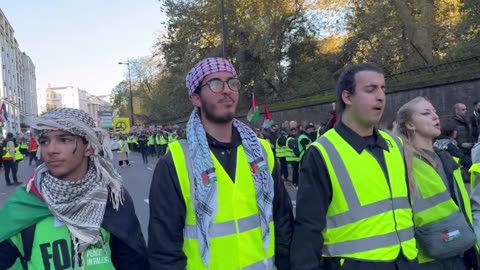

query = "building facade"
[0, 8, 37, 135]
[22, 52, 37, 125]
[37, 85, 112, 125]
[41, 85, 88, 113]
[87, 94, 112, 125]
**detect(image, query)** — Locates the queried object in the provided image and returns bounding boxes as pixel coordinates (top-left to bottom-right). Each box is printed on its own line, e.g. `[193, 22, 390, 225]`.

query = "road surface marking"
[144, 199, 149, 204]
[147, 167, 153, 171]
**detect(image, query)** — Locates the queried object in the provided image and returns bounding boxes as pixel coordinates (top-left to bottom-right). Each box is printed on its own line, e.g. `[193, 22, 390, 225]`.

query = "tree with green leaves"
[110, 0, 480, 124]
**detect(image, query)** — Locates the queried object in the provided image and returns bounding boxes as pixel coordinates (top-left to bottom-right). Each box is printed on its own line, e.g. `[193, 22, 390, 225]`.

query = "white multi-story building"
[22, 52, 37, 125]
[87, 94, 112, 124]
[36, 87, 47, 115]
[42, 85, 89, 113]
[37, 85, 112, 124]
[0, 8, 37, 135]
[95, 95, 113, 106]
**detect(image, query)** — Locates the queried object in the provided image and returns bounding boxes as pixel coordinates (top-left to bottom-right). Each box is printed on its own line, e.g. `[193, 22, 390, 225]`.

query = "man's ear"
[341, 90, 353, 107]
[190, 92, 201, 108]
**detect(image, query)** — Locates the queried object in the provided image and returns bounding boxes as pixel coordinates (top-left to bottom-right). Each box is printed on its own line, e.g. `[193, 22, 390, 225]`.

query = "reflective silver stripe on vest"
[184, 213, 273, 239]
[322, 227, 414, 256]
[178, 139, 196, 206]
[179, 139, 273, 240]
[327, 197, 411, 228]
[179, 139, 271, 204]
[243, 257, 274, 270]
[388, 134, 404, 159]
[317, 136, 411, 229]
[413, 189, 452, 213]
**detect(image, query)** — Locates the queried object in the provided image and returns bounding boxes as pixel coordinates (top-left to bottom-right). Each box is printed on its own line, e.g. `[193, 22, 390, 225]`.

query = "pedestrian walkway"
[0, 158, 35, 208]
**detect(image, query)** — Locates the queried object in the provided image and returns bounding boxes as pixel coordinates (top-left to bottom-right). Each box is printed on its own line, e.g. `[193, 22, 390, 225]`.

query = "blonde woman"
[394, 97, 478, 269]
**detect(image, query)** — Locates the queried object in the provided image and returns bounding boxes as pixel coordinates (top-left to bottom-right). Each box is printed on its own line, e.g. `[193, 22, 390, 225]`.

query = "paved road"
[0, 158, 36, 207]
[0, 152, 298, 240]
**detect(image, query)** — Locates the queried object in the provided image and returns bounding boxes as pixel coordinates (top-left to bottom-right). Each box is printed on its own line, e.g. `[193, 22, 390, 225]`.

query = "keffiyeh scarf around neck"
[27, 108, 124, 268]
[186, 108, 274, 268]
[33, 164, 107, 268]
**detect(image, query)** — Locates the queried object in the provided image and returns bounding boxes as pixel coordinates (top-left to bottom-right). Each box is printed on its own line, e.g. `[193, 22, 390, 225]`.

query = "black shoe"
[6, 182, 13, 186]
[13, 181, 23, 185]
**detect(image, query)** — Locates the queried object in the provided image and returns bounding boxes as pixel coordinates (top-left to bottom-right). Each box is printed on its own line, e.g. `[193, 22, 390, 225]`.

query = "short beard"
[200, 100, 235, 124]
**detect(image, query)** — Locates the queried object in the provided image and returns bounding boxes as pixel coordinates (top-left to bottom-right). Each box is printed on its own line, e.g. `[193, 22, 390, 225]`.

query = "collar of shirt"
[205, 126, 242, 149]
[334, 120, 389, 154]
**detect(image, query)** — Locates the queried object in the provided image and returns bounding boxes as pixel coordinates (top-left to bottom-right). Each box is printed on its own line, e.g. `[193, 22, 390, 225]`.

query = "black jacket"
[290, 121, 416, 270]
[0, 189, 148, 270]
[276, 132, 288, 148]
[450, 115, 474, 153]
[470, 111, 480, 142]
[434, 137, 472, 169]
[137, 135, 148, 149]
[148, 128, 294, 270]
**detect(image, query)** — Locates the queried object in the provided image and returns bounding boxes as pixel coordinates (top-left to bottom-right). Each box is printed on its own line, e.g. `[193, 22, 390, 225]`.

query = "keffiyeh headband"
[29, 108, 123, 209]
[185, 57, 237, 96]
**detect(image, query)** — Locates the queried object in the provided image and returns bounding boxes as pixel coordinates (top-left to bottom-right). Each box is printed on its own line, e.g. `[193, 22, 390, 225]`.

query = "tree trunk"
[391, 0, 435, 65]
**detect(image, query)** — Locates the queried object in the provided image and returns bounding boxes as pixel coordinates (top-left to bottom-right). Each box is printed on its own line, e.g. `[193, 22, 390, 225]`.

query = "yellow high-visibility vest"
[168, 134, 178, 143]
[285, 137, 299, 162]
[310, 129, 417, 261]
[2, 145, 23, 161]
[275, 137, 287, 158]
[158, 135, 168, 145]
[412, 155, 474, 263]
[169, 138, 275, 269]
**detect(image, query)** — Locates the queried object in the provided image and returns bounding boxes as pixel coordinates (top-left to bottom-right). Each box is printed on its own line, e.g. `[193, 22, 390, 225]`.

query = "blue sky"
[2, 0, 166, 95]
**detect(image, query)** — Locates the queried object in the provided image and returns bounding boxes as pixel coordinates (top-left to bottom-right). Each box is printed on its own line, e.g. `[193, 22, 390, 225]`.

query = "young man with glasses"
[148, 57, 293, 270]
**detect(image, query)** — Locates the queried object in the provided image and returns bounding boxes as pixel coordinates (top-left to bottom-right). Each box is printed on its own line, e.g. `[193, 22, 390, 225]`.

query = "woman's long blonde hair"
[393, 96, 437, 192]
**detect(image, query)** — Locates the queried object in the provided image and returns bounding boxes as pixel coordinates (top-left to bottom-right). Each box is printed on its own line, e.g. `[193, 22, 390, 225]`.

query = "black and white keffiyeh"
[27, 108, 123, 268]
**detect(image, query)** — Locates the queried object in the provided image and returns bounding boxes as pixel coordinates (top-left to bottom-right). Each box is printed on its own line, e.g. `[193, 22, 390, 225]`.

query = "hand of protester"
[461, 143, 473, 149]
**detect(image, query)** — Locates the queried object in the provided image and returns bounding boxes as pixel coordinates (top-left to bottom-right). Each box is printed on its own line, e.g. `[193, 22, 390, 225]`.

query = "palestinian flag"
[0, 187, 51, 243]
[246, 93, 260, 123]
[262, 106, 274, 128]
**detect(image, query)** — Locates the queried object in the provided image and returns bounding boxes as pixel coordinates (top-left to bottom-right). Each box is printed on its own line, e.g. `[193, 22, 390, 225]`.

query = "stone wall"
[238, 78, 480, 128]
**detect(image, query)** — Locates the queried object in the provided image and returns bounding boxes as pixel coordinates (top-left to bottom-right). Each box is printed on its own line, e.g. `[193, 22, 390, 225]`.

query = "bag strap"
[20, 224, 36, 269]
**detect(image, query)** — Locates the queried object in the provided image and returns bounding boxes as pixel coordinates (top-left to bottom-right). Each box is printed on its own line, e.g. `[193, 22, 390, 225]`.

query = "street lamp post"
[118, 61, 134, 127]
[219, 0, 228, 58]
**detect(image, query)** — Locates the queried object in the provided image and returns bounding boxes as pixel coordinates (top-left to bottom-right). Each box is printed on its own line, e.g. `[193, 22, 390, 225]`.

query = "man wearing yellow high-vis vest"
[291, 63, 418, 269]
[148, 57, 293, 270]
[275, 130, 289, 181]
[286, 126, 300, 188]
[2, 132, 22, 186]
[157, 131, 168, 157]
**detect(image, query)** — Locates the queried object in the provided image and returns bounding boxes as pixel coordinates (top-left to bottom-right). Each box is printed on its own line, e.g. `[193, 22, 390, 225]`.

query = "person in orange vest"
[28, 133, 39, 166]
